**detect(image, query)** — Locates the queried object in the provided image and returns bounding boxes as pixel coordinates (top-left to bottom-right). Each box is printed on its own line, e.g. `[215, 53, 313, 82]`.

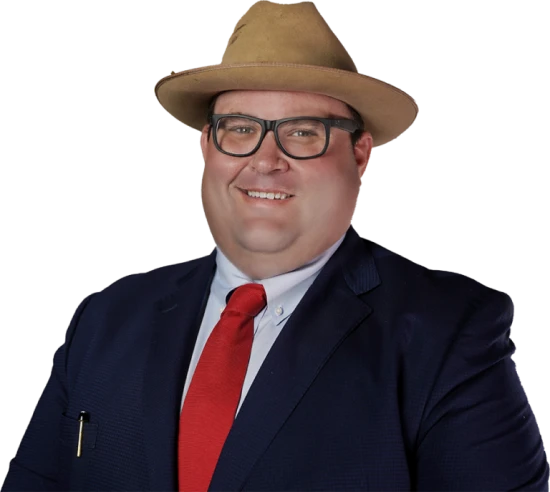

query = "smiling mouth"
[238, 188, 294, 201]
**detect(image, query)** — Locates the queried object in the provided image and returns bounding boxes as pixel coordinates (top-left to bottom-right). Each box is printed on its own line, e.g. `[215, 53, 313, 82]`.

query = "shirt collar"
[212, 234, 346, 326]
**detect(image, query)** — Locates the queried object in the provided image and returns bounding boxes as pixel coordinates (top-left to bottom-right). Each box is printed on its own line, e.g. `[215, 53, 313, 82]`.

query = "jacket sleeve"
[1, 294, 96, 492]
[415, 289, 549, 491]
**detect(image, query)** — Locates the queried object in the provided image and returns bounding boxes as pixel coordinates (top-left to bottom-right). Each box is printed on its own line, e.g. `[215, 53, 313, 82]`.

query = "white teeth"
[246, 190, 291, 200]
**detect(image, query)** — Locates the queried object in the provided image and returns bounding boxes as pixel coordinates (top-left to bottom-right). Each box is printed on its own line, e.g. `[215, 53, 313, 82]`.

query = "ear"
[353, 131, 373, 179]
[200, 124, 211, 161]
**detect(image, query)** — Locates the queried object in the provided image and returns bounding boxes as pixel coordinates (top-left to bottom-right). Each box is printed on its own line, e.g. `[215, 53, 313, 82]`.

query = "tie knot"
[225, 283, 267, 318]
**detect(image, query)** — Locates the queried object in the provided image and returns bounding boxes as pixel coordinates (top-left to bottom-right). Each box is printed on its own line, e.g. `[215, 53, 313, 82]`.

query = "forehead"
[213, 90, 352, 119]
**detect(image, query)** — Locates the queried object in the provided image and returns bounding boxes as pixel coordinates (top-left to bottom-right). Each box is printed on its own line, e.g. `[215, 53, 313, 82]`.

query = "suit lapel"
[142, 251, 216, 492]
[209, 226, 381, 491]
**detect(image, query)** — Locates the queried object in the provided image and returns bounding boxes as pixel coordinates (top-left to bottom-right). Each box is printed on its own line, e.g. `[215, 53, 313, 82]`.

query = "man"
[3, 1, 549, 491]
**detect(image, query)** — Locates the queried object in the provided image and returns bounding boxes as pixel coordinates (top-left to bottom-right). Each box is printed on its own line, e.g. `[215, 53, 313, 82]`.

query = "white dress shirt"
[180, 233, 346, 417]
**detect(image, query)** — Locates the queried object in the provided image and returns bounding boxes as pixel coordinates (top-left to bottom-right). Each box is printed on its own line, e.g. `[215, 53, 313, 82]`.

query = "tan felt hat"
[155, 1, 418, 147]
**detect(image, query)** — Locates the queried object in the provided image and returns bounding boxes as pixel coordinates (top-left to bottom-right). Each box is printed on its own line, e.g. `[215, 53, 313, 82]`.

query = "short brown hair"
[206, 93, 365, 147]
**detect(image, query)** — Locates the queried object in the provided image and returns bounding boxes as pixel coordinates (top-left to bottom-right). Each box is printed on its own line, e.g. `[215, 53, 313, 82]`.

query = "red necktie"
[178, 283, 267, 492]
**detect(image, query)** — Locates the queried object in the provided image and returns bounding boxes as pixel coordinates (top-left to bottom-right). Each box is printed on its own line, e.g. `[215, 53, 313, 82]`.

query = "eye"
[229, 126, 256, 134]
[292, 130, 315, 137]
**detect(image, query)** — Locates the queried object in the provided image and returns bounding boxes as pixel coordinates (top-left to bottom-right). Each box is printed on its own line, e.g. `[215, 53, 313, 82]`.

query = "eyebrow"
[219, 111, 350, 119]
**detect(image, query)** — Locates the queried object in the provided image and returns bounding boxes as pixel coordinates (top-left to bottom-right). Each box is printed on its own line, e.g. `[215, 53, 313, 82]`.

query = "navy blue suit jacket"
[3, 227, 549, 491]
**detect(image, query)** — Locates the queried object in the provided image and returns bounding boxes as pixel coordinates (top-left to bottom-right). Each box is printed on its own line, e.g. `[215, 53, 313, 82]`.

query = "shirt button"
[274, 306, 283, 316]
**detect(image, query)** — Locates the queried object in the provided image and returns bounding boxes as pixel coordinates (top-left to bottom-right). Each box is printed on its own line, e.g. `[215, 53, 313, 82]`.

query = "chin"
[235, 225, 295, 254]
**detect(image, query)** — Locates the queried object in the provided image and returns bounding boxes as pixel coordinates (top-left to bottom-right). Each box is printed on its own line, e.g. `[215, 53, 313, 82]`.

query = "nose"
[257, 130, 278, 152]
[249, 131, 290, 174]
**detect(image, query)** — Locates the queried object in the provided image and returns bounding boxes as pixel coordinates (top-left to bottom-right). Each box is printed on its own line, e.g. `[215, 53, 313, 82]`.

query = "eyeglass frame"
[208, 113, 363, 160]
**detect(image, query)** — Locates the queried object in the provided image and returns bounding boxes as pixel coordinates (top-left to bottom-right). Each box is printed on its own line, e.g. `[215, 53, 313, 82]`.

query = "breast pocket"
[58, 412, 99, 491]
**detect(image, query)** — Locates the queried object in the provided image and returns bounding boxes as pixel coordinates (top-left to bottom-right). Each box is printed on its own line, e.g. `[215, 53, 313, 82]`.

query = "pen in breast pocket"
[76, 411, 90, 458]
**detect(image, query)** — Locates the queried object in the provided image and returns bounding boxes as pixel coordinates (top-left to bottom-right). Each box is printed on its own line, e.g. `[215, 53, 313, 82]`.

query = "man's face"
[200, 90, 372, 276]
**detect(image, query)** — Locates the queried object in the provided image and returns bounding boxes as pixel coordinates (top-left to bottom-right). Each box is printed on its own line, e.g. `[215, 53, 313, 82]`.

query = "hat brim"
[155, 63, 418, 147]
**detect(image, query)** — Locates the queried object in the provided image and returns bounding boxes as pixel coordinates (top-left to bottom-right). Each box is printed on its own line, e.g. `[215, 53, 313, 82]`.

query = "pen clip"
[76, 411, 90, 458]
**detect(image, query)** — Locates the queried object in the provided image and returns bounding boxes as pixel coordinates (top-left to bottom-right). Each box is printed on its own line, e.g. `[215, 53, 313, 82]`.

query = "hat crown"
[221, 1, 357, 72]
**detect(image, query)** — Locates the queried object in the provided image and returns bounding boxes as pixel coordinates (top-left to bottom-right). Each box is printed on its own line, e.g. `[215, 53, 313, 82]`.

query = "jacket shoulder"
[86, 253, 214, 312]
[364, 237, 512, 311]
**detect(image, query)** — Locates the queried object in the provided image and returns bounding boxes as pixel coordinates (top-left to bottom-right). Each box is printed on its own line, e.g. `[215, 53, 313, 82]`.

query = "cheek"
[202, 159, 233, 196]
[201, 158, 245, 222]
[305, 162, 360, 212]
[305, 160, 359, 198]
[201, 162, 227, 218]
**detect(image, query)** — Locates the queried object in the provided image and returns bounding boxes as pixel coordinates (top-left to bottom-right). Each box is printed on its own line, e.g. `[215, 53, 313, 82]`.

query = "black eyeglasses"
[209, 114, 363, 160]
